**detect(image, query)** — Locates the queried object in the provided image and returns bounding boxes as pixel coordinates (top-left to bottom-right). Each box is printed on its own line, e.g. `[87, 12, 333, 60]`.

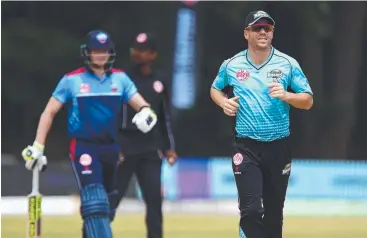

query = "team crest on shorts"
[236, 70, 250, 81]
[233, 153, 243, 165]
[153, 80, 164, 93]
[80, 154, 92, 175]
[79, 154, 92, 166]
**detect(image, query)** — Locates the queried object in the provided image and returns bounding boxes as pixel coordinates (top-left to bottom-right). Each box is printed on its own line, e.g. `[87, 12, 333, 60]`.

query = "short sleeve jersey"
[52, 67, 137, 143]
[212, 48, 313, 141]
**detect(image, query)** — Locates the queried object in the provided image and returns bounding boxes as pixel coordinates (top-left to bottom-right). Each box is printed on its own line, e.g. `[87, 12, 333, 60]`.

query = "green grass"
[2, 214, 367, 238]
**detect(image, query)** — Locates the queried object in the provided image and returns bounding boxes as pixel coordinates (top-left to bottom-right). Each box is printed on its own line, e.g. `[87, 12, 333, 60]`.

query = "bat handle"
[32, 167, 40, 194]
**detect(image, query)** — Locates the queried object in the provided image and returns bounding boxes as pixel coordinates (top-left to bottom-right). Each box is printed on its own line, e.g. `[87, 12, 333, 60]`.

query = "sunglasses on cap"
[246, 24, 274, 33]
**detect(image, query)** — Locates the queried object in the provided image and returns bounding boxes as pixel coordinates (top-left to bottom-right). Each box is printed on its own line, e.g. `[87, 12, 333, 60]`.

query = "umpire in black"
[110, 32, 178, 238]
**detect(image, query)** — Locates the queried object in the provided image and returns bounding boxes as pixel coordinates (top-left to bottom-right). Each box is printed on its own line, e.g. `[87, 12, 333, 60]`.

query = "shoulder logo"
[236, 70, 250, 81]
[153, 80, 164, 93]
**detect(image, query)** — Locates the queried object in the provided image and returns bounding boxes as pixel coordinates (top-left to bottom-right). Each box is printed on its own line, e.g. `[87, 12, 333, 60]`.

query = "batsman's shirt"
[212, 47, 313, 142]
[52, 67, 137, 144]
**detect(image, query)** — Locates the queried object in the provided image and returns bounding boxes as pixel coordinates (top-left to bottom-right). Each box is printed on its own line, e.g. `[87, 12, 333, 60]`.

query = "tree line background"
[2, 1, 367, 160]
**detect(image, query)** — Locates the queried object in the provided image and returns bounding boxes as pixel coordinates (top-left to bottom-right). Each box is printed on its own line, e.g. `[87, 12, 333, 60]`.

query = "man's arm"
[22, 75, 69, 171]
[127, 93, 150, 111]
[35, 97, 64, 145]
[35, 75, 70, 145]
[122, 73, 156, 133]
[288, 59, 313, 110]
[159, 81, 176, 154]
[210, 87, 240, 116]
[121, 74, 150, 111]
[210, 87, 227, 109]
[284, 92, 313, 110]
[210, 59, 240, 116]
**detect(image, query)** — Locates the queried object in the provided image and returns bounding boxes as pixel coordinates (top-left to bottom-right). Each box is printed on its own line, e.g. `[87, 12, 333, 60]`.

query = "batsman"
[21, 30, 158, 238]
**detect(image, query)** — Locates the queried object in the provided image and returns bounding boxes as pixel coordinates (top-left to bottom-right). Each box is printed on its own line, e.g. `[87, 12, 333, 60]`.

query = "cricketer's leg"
[69, 139, 113, 238]
[262, 138, 292, 238]
[232, 139, 266, 238]
[99, 146, 120, 222]
[100, 150, 118, 221]
[135, 151, 163, 238]
[108, 190, 118, 222]
[109, 153, 138, 222]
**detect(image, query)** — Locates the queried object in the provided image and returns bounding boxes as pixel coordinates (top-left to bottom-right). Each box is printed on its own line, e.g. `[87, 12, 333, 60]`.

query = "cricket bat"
[27, 166, 42, 238]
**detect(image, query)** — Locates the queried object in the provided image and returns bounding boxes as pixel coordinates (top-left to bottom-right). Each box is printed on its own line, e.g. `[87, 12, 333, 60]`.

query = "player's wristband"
[138, 105, 150, 112]
[33, 141, 45, 152]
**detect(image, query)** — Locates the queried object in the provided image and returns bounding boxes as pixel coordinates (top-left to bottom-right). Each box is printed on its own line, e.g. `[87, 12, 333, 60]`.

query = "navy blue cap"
[245, 10, 275, 28]
[86, 30, 114, 50]
[131, 33, 157, 51]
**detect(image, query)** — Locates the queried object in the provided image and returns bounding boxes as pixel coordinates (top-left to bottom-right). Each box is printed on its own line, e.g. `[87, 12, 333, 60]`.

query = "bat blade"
[27, 194, 42, 238]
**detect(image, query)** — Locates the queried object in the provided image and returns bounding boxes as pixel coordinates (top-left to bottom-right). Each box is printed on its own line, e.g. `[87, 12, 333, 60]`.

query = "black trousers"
[232, 137, 292, 238]
[112, 150, 163, 238]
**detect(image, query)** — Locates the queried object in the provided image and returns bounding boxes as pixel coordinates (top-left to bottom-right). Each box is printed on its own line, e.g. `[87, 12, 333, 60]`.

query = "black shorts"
[232, 137, 291, 238]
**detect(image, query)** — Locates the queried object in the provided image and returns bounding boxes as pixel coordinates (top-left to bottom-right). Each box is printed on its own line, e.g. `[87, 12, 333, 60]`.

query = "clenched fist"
[165, 150, 178, 166]
[268, 82, 288, 101]
[221, 96, 240, 116]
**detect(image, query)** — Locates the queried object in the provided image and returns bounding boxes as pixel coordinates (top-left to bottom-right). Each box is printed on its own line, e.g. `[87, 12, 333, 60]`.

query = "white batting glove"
[132, 107, 157, 133]
[22, 141, 48, 171]
[36, 156, 48, 172]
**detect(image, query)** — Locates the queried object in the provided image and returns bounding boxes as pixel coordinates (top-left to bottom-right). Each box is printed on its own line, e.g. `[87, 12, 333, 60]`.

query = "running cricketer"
[210, 11, 313, 238]
[21, 30, 158, 238]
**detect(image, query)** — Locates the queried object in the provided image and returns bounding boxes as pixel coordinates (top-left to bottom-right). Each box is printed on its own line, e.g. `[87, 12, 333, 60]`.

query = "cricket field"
[2, 214, 367, 238]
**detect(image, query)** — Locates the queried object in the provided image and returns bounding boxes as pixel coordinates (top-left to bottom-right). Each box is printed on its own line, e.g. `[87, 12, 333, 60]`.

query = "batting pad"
[80, 183, 112, 238]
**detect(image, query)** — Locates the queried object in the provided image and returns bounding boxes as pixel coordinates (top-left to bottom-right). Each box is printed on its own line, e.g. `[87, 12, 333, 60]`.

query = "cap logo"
[96, 33, 108, 44]
[136, 33, 147, 43]
[253, 11, 268, 19]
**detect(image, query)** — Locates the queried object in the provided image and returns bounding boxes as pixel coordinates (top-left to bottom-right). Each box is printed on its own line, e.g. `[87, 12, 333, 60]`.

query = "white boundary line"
[2, 196, 367, 217]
